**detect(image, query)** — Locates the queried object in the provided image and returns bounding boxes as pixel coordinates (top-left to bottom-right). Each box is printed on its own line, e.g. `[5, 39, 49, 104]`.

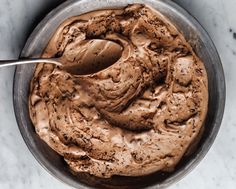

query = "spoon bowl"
[61, 39, 123, 75]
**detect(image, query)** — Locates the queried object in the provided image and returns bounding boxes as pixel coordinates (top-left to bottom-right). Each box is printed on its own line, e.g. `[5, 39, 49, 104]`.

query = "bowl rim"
[13, 0, 226, 188]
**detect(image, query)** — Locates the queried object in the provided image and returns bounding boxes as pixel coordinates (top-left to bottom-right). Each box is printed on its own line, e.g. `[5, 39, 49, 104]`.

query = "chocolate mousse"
[29, 4, 208, 178]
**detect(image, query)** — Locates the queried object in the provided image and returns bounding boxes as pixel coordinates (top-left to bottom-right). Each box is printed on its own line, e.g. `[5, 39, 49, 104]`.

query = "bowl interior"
[13, 0, 225, 188]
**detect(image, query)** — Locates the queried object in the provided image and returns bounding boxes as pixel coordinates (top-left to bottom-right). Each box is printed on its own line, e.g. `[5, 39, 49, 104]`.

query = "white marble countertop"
[0, 0, 235, 188]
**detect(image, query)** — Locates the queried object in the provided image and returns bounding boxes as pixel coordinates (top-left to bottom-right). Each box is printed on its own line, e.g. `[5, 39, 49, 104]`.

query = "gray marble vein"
[0, 0, 235, 188]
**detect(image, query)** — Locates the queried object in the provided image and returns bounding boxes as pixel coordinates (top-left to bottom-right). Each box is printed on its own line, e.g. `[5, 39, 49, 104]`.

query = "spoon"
[0, 39, 123, 75]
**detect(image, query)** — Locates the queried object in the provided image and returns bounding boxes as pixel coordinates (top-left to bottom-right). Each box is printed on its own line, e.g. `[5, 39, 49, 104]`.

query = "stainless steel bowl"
[13, 0, 225, 188]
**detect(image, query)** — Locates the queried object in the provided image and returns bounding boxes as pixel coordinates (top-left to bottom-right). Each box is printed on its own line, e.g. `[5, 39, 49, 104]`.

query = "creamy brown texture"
[29, 4, 208, 178]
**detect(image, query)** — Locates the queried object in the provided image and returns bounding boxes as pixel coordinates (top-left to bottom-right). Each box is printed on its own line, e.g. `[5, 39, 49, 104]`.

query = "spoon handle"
[0, 58, 61, 68]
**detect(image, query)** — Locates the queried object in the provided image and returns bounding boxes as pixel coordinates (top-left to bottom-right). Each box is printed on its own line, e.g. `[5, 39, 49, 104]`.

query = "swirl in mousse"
[29, 4, 208, 178]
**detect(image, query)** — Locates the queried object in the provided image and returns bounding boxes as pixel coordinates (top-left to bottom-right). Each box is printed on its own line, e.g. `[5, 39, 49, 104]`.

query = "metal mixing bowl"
[13, 0, 225, 188]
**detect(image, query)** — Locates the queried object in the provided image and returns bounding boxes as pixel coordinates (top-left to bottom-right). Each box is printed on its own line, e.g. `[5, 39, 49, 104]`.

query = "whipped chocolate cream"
[29, 4, 208, 178]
